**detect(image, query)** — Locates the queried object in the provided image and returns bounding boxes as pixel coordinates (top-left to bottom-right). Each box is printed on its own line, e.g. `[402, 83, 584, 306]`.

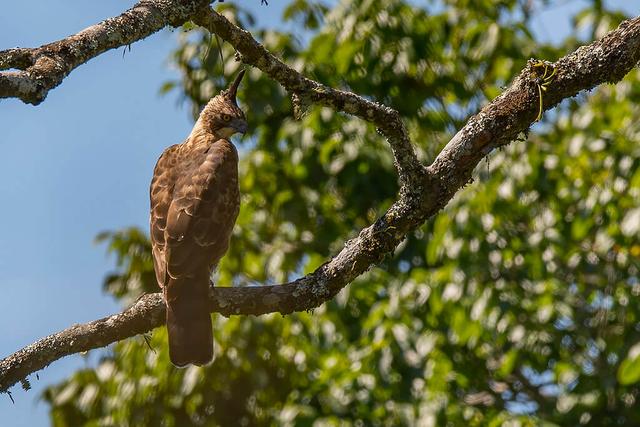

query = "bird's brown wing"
[150, 138, 240, 290]
[150, 143, 180, 289]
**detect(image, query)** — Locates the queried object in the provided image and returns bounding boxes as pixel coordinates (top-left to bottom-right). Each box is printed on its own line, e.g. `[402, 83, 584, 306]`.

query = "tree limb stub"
[1, 1, 639, 395]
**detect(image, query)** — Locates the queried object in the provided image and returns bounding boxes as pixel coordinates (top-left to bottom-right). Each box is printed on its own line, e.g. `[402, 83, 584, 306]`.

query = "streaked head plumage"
[199, 70, 248, 138]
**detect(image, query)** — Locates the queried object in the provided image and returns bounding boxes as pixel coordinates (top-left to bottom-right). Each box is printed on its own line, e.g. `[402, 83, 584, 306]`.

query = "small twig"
[142, 334, 156, 353]
[215, 33, 225, 73]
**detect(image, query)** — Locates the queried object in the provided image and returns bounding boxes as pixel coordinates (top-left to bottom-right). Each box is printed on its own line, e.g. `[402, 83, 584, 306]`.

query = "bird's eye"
[222, 114, 231, 122]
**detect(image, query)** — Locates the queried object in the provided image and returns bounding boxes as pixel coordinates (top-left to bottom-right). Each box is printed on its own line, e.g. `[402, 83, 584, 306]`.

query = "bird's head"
[198, 69, 248, 139]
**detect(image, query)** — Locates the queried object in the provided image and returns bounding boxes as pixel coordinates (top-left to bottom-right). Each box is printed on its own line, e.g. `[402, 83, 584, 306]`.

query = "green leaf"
[617, 343, 640, 385]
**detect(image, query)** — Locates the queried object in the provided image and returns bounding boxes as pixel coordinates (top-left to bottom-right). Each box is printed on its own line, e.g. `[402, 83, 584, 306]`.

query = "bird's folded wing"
[150, 143, 180, 289]
[162, 139, 239, 283]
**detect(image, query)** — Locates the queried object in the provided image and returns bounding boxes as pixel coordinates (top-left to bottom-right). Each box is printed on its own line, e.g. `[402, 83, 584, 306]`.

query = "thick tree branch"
[428, 18, 640, 202]
[1, 2, 639, 395]
[0, 0, 209, 105]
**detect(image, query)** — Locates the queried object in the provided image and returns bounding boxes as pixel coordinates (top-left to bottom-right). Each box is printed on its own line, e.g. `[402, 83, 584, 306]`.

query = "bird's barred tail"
[165, 284, 213, 367]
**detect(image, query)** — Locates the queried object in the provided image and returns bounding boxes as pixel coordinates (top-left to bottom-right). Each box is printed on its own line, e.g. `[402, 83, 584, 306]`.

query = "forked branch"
[1, 1, 639, 395]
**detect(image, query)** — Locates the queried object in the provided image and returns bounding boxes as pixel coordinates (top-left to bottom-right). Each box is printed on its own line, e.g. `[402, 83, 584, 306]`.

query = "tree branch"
[192, 8, 425, 188]
[1, 2, 639, 395]
[0, 0, 209, 105]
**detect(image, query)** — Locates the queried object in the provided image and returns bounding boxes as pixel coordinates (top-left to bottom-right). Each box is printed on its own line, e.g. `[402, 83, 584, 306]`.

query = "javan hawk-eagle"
[150, 70, 247, 367]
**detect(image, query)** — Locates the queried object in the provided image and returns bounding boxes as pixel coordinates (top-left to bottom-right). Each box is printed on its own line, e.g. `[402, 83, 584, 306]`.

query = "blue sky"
[0, 1, 638, 426]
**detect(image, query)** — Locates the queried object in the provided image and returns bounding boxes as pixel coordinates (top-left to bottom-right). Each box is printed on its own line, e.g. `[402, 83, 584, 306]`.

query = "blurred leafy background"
[42, 0, 640, 425]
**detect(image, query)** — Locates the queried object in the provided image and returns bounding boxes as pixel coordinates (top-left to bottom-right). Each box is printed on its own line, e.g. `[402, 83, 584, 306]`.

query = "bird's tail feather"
[165, 288, 213, 367]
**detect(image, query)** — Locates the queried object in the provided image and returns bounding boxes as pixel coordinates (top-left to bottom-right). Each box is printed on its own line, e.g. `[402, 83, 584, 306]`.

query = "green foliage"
[618, 343, 640, 386]
[43, 1, 640, 426]
[95, 228, 157, 303]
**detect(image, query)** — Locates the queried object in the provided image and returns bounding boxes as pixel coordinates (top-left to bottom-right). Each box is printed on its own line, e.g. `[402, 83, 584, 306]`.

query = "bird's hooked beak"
[233, 120, 248, 134]
[226, 69, 246, 105]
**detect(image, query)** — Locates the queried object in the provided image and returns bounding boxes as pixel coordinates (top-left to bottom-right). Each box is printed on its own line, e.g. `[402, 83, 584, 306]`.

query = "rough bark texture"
[0, 0, 210, 105]
[1, 1, 639, 394]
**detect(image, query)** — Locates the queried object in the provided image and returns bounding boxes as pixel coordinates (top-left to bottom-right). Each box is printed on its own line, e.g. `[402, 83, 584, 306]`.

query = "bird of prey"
[150, 70, 247, 367]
